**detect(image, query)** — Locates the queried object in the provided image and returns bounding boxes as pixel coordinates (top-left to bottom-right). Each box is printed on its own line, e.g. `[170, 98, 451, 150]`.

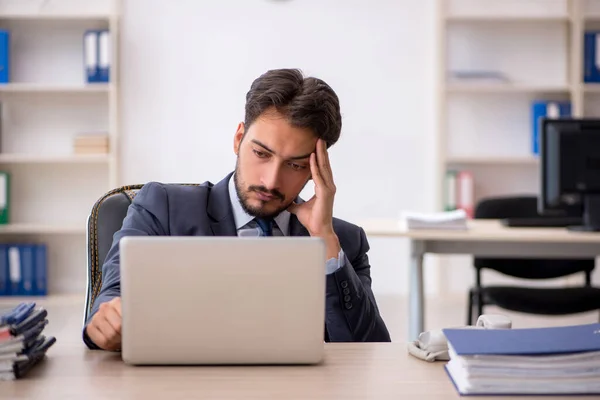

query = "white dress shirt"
[228, 175, 344, 274]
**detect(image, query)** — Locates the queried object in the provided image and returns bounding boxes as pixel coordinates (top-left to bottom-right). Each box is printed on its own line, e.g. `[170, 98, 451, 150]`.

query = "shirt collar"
[228, 174, 290, 235]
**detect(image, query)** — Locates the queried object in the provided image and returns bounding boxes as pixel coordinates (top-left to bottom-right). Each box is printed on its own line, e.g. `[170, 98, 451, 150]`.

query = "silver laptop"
[119, 236, 326, 365]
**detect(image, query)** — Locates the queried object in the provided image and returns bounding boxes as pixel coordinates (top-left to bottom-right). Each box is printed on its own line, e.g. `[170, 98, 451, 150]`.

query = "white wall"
[119, 0, 439, 298]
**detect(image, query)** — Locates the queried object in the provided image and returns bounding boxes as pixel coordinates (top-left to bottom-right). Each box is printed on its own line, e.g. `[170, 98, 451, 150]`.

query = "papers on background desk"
[401, 209, 468, 230]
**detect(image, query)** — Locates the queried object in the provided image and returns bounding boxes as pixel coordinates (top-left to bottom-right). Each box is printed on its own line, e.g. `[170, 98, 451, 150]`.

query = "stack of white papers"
[443, 323, 600, 396]
[446, 347, 600, 395]
[401, 209, 468, 230]
[0, 303, 56, 380]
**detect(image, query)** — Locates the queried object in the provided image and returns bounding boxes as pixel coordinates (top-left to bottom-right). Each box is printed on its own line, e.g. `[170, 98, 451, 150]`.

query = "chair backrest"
[84, 183, 203, 323]
[474, 195, 539, 220]
[473, 195, 595, 279]
[84, 185, 144, 323]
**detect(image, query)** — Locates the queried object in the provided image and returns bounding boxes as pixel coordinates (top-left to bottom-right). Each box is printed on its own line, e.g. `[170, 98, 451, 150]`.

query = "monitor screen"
[540, 118, 600, 217]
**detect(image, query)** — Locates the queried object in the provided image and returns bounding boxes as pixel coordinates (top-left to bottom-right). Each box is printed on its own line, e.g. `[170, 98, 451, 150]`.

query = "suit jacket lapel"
[289, 213, 309, 237]
[207, 172, 237, 237]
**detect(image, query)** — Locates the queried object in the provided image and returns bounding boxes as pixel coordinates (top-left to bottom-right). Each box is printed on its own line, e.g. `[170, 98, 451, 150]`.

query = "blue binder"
[7, 244, 20, 295]
[0, 30, 9, 84]
[584, 31, 600, 83]
[443, 323, 600, 356]
[34, 244, 47, 296]
[84, 30, 99, 83]
[0, 244, 6, 296]
[20, 244, 34, 296]
[531, 100, 571, 155]
[97, 29, 110, 83]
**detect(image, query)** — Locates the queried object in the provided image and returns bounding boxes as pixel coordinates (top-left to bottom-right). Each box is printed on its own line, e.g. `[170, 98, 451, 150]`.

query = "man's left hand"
[287, 139, 341, 259]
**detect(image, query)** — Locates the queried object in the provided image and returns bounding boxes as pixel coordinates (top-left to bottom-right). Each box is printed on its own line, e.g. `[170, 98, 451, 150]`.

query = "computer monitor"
[539, 118, 600, 231]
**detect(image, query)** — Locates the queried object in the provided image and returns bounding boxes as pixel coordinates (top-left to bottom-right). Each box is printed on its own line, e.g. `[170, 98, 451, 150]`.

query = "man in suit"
[84, 68, 391, 351]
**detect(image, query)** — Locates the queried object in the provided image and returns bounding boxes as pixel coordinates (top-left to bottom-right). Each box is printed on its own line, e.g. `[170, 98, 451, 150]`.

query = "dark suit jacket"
[83, 173, 391, 348]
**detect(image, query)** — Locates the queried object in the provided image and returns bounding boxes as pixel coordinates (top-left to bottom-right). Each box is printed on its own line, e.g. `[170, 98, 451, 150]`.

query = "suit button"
[344, 295, 351, 302]
[340, 281, 348, 288]
[343, 288, 350, 295]
[345, 302, 353, 310]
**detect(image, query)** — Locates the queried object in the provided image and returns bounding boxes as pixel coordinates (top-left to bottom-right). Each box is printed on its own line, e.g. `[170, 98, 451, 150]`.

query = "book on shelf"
[531, 100, 571, 155]
[0, 172, 8, 225]
[0, 244, 47, 297]
[444, 169, 474, 218]
[73, 132, 109, 155]
[447, 70, 509, 85]
[84, 29, 110, 83]
[584, 31, 600, 83]
[0, 30, 9, 84]
[442, 323, 600, 396]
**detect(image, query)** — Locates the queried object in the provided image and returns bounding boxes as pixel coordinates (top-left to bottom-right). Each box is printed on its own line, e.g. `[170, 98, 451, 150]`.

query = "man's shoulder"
[332, 217, 369, 257]
[137, 180, 214, 199]
[332, 217, 362, 233]
[132, 181, 217, 213]
[332, 217, 366, 243]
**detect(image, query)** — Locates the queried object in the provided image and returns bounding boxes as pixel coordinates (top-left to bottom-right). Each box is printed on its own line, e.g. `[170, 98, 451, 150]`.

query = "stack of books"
[401, 209, 468, 231]
[442, 323, 600, 395]
[73, 132, 109, 155]
[0, 302, 56, 380]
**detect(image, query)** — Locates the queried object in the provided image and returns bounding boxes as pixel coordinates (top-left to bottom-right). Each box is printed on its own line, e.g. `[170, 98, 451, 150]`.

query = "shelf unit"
[433, 0, 600, 295]
[435, 0, 600, 211]
[0, 0, 120, 295]
[0, 83, 111, 93]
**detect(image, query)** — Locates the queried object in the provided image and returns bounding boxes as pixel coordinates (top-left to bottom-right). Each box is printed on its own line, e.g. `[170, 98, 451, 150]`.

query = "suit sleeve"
[83, 182, 171, 349]
[324, 227, 391, 342]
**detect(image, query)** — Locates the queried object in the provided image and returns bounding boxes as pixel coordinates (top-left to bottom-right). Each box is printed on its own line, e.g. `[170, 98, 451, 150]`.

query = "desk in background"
[360, 219, 600, 341]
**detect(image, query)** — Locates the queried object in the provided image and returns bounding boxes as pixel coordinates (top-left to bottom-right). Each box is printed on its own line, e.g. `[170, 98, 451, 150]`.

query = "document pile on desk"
[0, 302, 56, 380]
[402, 209, 468, 230]
[442, 323, 600, 395]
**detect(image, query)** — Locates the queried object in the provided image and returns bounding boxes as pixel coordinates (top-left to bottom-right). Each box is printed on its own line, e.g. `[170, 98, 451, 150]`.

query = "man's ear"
[234, 122, 245, 155]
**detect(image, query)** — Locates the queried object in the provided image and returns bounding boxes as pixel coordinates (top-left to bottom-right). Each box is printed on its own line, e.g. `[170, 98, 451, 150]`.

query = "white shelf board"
[0, 154, 110, 164]
[0, 14, 112, 21]
[445, 15, 570, 23]
[446, 156, 539, 165]
[446, 83, 570, 94]
[0, 83, 111, 93]
[0, 223, 85, 235]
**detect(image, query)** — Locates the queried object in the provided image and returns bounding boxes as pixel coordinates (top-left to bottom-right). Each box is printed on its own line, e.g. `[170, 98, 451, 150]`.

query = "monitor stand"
[568, 194, 600, 232]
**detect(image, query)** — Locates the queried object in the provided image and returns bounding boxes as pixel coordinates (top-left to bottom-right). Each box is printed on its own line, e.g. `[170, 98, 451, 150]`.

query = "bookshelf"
[435, 0, 600, 295]
[435, 0, 600, 211]
[0, 0, 119, 295]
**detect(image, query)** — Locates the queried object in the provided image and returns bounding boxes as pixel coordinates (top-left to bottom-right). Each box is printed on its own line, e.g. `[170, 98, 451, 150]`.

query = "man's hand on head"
[86, 297, 122, 351]
[287, 138, 341, 259]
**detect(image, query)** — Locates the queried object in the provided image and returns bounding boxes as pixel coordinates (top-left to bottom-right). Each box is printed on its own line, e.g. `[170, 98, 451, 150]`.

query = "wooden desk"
[2, 296, 595, 400]
[360, 219, 600, 340]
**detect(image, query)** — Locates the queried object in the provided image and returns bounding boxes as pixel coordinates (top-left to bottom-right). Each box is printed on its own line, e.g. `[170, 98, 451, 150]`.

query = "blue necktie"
[255, 218, 274, 237]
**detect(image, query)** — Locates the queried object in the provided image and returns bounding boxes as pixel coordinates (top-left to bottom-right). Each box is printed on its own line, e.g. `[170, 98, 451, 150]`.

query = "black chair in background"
[467, 195, 600, 325]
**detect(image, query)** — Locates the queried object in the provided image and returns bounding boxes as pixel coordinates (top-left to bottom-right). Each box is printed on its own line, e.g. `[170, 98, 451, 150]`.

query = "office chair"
[84, 184, 143, 324]
[84, 183, 203, 324]
[467, 195, 600, 325]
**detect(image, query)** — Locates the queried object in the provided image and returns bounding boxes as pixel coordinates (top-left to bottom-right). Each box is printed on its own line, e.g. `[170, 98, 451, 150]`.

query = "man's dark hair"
[244, 68, 342, 148]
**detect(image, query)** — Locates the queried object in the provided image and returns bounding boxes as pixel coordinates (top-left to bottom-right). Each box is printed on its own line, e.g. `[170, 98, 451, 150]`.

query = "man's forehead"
[247, 133, 316, 159]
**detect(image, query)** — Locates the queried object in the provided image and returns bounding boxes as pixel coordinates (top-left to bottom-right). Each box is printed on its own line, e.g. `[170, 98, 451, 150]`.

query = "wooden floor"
[0, 293, 597, 346]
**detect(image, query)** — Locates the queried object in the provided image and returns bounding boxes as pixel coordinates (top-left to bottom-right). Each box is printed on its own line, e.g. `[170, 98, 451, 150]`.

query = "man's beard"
[233, 158, 293, 219]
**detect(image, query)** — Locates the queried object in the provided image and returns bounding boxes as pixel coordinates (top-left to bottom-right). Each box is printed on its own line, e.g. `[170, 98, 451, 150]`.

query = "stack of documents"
[402, 209, 468, 230]
[73, 132, 109, 155]
[442, 323, 600, 395]
[0, 302, 56, 380]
